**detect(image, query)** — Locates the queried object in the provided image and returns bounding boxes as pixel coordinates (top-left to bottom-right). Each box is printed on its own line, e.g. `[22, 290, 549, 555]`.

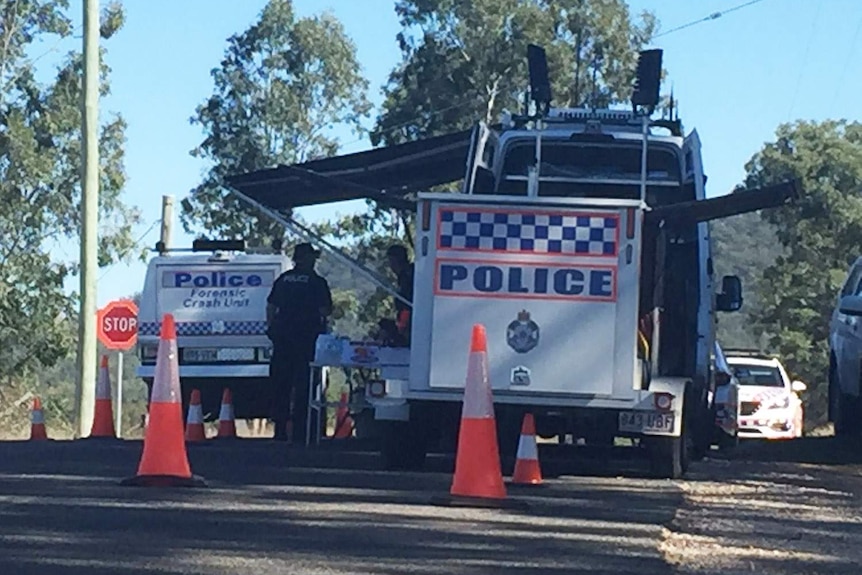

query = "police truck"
[225, 46, 797, 478]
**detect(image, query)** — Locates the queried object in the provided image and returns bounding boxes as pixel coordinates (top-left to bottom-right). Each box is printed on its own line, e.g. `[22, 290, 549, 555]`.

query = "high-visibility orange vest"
[396, 309, 411, 333]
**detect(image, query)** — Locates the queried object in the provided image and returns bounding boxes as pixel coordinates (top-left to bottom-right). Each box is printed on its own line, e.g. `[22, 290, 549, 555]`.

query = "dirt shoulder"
[660, 436, 862, 574]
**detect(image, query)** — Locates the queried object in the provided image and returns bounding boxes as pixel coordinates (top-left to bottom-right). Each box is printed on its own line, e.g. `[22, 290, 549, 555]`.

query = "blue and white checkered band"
[438, 209, 619, 256]
[138, 320, 268, 337]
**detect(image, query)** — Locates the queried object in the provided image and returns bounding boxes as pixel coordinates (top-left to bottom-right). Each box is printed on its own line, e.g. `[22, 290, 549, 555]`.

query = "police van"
[135, 239, 289, 420]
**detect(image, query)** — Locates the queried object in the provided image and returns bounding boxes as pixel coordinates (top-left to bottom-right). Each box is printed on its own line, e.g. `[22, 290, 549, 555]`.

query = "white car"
[724, 349, 807, 440]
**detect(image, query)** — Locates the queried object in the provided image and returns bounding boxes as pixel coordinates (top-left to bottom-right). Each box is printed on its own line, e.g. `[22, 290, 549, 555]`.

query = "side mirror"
[791, 380, 807, 393]
[716, 275, 743, 312]
[715, 372, 732, 387]
[839, 295, 862, 317]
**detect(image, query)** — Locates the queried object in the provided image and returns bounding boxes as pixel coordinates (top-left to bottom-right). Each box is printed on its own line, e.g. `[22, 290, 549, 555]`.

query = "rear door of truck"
[411, 194, 642, 400]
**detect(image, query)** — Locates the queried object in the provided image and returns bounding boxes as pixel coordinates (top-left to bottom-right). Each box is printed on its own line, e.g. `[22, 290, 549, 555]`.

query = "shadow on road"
[713, 435, 862, 466]
[0, 439, 680, 575]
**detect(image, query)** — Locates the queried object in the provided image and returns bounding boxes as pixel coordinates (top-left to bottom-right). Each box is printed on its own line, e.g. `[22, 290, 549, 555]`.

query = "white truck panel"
[410, 194, 642, 400]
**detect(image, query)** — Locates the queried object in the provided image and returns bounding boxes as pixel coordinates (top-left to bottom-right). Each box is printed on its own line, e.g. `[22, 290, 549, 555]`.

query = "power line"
[97, 218, 162, 283]
[337, 96, 493, 154]
[653, 0, 770, 39]
[829, 12, 862, 112]
[338, 1, 772, 154]
[0, 24, 84, 96]
[786, 1, 822, 119]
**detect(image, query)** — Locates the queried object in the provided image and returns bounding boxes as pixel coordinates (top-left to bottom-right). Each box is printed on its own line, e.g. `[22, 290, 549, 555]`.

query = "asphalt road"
[3, 437, 862, 575]
[0, 440, 680, 575]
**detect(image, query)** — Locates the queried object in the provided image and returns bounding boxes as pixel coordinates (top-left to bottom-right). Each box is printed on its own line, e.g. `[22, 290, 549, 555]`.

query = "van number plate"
[618, 411, 675, 433]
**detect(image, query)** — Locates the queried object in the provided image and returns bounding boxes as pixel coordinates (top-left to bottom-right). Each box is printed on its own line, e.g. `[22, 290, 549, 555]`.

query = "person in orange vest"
[377, 243, 414, 347]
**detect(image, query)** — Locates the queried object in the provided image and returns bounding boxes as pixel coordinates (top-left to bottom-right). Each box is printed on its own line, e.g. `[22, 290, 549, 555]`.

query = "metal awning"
[224, 129, 474, 211]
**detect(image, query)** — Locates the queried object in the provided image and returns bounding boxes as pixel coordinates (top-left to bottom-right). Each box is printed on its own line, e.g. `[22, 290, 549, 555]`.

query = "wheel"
[690, 395, 713, 462]
[647, 434, 686, 479]
[794, 408, 804, 438]
[647, 390, 691, 479]
[380, 420, 428, 471]
[829, 357, 862, 436]
[829, 355, 838, 423]
[835, 392, 862, 437]
[716, 429, 738, 450]
[496, 410, 525, 463]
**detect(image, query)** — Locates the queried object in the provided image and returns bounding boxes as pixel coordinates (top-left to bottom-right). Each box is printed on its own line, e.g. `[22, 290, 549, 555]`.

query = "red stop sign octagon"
[97, 300, 139, 351]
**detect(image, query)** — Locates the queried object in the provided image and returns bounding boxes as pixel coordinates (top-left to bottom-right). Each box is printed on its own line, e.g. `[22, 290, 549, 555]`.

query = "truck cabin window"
[486, 139, 683, 199]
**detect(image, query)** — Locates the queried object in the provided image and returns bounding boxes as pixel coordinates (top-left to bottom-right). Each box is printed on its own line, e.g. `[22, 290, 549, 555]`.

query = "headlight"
[767, 396, 791, 410]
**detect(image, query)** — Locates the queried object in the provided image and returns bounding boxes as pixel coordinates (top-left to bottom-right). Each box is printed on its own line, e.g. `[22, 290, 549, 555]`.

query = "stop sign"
[97, 299, 139, 351]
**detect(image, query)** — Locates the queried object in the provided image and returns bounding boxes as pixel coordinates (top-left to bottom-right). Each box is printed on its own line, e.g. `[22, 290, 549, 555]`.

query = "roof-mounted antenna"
[668, 84, 675, 122]
[527, 44, 551, 118]
[526, 44, 551, 198]
[590, 48, 603, 111]
[632, 49, 663, 116]
[631, 49, 663, 205]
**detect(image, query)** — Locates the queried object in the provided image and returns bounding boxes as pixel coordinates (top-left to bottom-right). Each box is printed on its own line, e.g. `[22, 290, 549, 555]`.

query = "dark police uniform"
[267, 263, 332, 443]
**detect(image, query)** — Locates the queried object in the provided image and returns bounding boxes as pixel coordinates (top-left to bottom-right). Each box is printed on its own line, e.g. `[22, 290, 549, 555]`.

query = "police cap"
[293, 242, 320, 260]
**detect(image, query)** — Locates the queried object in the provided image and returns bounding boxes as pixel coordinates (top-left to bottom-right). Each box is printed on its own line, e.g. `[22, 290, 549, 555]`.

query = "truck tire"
[496, 411, 523, 460]
[380, 420, 428, 471]
[716, 428, 738, 451]
[835, 393, 862, 437]
[689, 393, 712, 461]
[647, 395, 690, 479]
[647, 435, 684, 479]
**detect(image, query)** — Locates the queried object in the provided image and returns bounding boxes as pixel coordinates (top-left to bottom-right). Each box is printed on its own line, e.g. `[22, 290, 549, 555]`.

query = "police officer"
[266, 242, 332, 443]
[384, 243, 414, 346]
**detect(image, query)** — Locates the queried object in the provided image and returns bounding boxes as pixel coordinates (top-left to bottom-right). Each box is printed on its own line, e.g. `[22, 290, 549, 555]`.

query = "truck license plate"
[618, 411, 675, 433]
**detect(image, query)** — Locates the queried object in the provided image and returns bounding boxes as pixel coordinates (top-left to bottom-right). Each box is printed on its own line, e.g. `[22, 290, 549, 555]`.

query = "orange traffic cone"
[432, 324, 525, 509]
[333, 391, 354, 438]
[29, 397, 48, 441]
[89, 355, 117, 438]
[217, 388, 237, 439]
[185, 389, 206, 442]
[511, 413, 542, 485]
[121, 314, 206, 487]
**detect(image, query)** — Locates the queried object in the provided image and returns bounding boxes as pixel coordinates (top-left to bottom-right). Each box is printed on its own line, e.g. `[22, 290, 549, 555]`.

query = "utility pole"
[74, 0, 100, 438]
[159, 195, 174, 254]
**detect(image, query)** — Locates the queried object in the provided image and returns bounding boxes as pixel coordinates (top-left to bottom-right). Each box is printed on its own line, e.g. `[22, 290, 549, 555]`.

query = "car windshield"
[730, 364, 785, 387]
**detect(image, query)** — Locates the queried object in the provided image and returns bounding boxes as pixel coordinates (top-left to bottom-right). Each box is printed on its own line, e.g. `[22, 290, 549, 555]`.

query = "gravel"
[660, 438, 862, 574]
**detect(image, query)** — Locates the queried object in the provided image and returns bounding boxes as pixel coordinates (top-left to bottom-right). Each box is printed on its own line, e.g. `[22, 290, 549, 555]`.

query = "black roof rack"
[722, 348, 779, 360]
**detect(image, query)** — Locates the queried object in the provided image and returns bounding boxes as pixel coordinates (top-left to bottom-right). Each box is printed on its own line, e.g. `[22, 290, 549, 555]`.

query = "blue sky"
[30, 0, 862, 307]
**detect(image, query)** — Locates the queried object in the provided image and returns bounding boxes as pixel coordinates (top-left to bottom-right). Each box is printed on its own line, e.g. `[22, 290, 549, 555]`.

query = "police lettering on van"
[434, 260, 616, 301]
[162, 269, 275, 310]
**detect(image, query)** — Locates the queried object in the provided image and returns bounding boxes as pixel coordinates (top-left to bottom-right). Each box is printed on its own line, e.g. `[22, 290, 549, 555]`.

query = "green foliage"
[737, 120, 862, 423]
[710, 213, 784, 349]
[0, 0, 141, 384]
[180, 0, 371, 244]
[374, 0, 658, 145]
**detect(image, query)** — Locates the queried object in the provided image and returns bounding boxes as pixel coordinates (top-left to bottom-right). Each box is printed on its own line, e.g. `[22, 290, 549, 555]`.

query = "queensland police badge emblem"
[507, 310, 539, 354]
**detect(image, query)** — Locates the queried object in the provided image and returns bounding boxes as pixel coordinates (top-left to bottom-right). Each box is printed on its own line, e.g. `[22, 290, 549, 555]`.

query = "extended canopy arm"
[644, 180, 799, 227]
[225, 185, 413, 309]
